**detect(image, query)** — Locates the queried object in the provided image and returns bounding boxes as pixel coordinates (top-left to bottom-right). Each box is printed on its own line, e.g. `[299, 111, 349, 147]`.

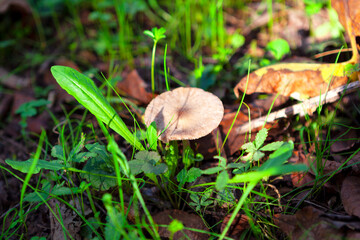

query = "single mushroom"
[144, 87, 224, 143]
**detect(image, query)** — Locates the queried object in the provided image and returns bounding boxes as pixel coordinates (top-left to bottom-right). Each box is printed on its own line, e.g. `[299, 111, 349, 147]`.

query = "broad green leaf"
[134, 150, 161, 163]
[168, 219, 184, 234]
[176, 169, 187, 184]
[216, 171, 229, 190]
[253, 150, 265, 161]
[214, 156, 227, 168]
[5, 159, 64, 174]
[72, 152, 97, 163]
[241, 142, 255, 152]
[52, 185, 86, 195]
[266, 39, 290, 60]
[254, 128, 267, 149]
[151, 163, 168, 175]
[260, 141, 294, 171]
[51, 66, 144, 150]
[15, 99, 50, 118]
[128, 159, 144, 175]
[260, 141, 284, 151]
[142, 162, 167, 175]
[201, 166, 223, 175]
[143, 30, 154, 38]
[190, 193, 199, 203]
[80, 156, 117, 191]
[104, 215, 122, 240]
[227, 162, 247, 169]
[86, 142, 109, 160]
[186, 167, 202, 183]
[129, 151, 167, 175]
[51, 145, 65, 160]
[23, 192, 48, 202]
[229, 164, 307, 184]
[146, 121, 158, 151]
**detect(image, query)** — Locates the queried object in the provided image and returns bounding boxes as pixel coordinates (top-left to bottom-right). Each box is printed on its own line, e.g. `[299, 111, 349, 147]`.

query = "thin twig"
[237, 81, 360, 134]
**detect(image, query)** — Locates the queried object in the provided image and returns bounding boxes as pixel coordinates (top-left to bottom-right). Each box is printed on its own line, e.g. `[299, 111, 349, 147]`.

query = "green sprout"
[144, 27, 166, 93]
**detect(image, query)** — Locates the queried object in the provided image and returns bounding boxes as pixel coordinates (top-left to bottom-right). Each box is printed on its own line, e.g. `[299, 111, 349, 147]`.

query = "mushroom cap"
[144, 87, 224, 142]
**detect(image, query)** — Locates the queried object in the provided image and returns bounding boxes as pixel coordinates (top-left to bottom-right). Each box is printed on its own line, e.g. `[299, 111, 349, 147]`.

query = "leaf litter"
[1, 0, 360, 239]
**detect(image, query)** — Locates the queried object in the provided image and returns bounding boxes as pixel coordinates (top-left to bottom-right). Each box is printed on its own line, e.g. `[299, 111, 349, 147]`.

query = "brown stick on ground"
[237, 81, 360, 134]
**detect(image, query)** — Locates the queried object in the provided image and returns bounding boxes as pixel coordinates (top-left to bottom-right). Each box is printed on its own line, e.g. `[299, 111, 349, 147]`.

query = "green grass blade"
[51, 66, 144, 150]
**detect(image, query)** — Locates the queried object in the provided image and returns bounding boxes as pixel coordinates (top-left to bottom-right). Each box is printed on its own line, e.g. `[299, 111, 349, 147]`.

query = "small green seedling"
[168, 219, 184, 239]
[241, 128, 284, 162]
[15, 99, 50, 135]
[189, 190, 213, 212]
[144, 27, 166, 93]
[265, 38, 290, 60]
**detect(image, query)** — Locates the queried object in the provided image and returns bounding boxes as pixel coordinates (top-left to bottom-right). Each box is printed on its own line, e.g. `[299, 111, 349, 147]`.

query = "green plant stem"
[221, 60, 251, 152]
[219, 181, 257, 240]
[19, 130, 46, 219]
[217, 0, 225, 49]
[1, 166, 102, 239]
[98, 119, 160, 239]
[164, 44, 170, 91]
[267, 0, 273, 37]
[151, 40, 158, 93]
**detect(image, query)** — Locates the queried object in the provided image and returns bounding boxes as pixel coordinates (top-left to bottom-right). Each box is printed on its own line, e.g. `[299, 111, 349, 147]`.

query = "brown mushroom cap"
[144, 87, 224, 142]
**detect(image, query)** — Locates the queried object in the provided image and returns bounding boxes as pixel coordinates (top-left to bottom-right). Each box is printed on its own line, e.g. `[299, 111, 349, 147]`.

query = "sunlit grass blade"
[51, 66, 144, 150]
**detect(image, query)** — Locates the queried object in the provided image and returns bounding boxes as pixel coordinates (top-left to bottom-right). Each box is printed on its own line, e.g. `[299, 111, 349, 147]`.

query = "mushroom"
[144, 87, 224, 143]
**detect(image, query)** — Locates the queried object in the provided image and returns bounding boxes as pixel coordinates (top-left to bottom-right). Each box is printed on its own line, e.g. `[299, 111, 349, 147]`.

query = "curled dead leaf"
[331, 0, 360, 38]
[234, 63, 353, 100]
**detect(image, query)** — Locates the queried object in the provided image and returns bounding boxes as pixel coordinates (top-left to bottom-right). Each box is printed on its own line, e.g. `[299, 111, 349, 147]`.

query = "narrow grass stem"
[151, 40, 158, 93]
[164, 44, 170, 91]
[219, 181, 257, 240]
[221, 60, 251, 153]
[19, 130, 46, 219]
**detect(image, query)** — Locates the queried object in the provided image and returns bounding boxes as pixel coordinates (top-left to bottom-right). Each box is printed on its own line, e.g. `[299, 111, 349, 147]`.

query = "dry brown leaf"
[192, 128, 225, 159]
[116, 69, 154, 105]
[234, 0, 360, 100]
[330, 130, 360, 153]
[332, 0, 360, 38]
[219, 111, 248, 156]
[220, 213, 249, 238]
[49, 199, 81, 240]
[234, 66, 350, 100]
[289, 150, 315, 187]
[0, 67, 30, 89]
[153, 209, 208, 240]
[275, 206, 343, 240]
[0, 94, 12, 121]
[346, 152, 360, 174]
[341, 176, 360, 218]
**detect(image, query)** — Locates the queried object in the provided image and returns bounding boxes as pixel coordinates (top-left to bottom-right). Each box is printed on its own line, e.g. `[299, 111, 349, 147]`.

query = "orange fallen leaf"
[116, 69, 154, 105]
[234, 0, 360, 100]
[220, 213, 249, 238]
[332, 0, 360, 52]
[234, 65, 352, 99]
